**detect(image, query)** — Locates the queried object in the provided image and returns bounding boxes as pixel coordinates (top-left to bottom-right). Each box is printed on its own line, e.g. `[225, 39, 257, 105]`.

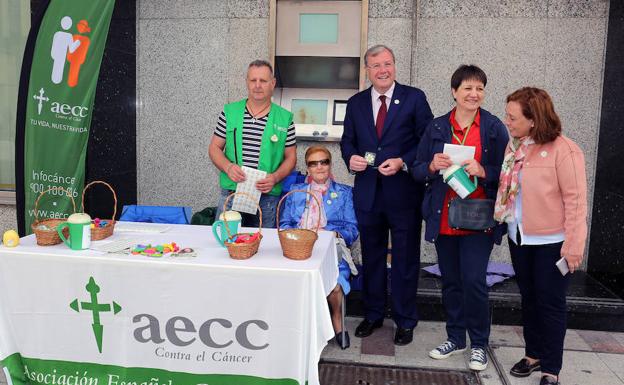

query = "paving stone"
[320, 319, 621, 385]
[360, 323, 395, 356]
[490, 324, 525, 347]
[559, 350, 623, 385]
[358, 353, 397, 366]
[321, 317, 363, 362]
[490, 346, 539, 385]
[597, 353, 624, 383]
[577, 330, 624, 354]
[563, 329, 593, 351]
[611, 331, 624, 348]
[395, 321, 470, 370]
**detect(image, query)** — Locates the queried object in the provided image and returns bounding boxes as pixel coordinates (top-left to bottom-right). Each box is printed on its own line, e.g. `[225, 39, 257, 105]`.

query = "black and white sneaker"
[469, 347, 488, 371]
[429, 340, 466, 359]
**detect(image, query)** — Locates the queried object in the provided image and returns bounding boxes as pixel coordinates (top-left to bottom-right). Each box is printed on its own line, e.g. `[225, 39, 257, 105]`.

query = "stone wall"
[136, 0, 608, 263]
[0, 206, 17, 233]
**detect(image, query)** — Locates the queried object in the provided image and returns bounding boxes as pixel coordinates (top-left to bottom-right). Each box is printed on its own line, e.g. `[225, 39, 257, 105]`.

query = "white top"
[371, 82, 395, 125]
[508, 171, 565, 246]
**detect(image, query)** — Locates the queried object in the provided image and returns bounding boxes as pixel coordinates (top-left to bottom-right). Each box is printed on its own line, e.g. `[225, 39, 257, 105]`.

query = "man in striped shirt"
[209, 60, 297, 227]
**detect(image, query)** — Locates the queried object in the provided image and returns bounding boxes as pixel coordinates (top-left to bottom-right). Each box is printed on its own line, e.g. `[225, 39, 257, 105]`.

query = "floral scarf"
[300, 181, 328, 230]
[494, 137, 533, 223]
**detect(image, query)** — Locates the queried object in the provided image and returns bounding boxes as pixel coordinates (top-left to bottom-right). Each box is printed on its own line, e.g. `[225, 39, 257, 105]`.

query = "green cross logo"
[70, 276, 121, 353]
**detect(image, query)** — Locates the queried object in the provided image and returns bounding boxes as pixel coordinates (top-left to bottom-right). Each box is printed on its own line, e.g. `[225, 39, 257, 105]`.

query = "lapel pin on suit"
[394, 99, 400, 104]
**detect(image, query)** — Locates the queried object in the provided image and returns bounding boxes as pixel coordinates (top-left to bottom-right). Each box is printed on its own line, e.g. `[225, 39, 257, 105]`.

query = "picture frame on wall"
[332, 100, 347, 125]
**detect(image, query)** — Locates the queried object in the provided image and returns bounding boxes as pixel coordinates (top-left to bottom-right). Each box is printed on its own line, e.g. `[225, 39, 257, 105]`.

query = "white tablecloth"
[0, 222, 338, 385]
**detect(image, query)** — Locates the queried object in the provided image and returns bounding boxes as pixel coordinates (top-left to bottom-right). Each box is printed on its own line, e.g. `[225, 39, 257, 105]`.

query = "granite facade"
[136, 0, 609, 266]
[0, 205, 17, 233]
[85, 0, 137, 219]
[589, 0, 624, 297]
[412, 0, 607, 263]
[137, 0, 270, 210]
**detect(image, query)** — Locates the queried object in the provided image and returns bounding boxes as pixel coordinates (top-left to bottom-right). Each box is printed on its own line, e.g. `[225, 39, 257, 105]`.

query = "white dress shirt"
[371, 82, 395, 125]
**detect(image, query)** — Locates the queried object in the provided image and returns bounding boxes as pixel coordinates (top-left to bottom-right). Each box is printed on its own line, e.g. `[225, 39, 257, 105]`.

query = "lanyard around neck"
[451, 114, 476, 145]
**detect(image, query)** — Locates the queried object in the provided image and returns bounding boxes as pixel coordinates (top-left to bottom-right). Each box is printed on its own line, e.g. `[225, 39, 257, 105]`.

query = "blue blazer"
[411, 108, 509, 244]
[279, 181, 359, 247]
[340, 83, 434, 211]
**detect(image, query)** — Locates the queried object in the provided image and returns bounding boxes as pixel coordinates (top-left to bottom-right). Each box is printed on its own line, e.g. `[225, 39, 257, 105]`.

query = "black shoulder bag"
[445, 114, 497, 231]
[448, 198, 496, 231]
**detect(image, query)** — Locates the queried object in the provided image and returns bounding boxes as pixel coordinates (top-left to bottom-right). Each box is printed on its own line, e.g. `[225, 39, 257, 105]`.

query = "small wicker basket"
[81, 180, 117, 241]
[31, 187, 76, 246]
[276, 189, 321, 260]
[222, 192, 263, 260]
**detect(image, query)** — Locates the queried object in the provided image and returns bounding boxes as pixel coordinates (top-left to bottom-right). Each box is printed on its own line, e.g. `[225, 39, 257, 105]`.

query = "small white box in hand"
[232, 166, 266, 215]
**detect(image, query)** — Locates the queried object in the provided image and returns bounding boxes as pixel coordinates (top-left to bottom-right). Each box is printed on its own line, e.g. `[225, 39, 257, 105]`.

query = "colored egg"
[2, 230, 19, 247]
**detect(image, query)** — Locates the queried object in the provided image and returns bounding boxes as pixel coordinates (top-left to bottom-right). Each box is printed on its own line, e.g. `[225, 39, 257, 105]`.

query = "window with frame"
[0, 0, 30, 204]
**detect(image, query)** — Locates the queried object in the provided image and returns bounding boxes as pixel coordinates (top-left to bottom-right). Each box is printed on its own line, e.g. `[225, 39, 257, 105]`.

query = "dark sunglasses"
[307, 159, 330, 168]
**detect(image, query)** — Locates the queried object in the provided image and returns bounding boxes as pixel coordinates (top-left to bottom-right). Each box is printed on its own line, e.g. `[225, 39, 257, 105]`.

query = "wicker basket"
[276, 189, 321, 260]
[222, 192, 263, 260]
[31, 187, 76, 246]
[81, 180, 117, 241]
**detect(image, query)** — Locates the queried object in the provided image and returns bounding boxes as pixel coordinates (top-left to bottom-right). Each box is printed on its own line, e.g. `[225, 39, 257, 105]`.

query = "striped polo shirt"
[214, 108, 296, 169]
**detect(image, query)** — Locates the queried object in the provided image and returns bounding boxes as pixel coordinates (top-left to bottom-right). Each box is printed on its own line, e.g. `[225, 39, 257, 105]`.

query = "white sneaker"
[429, 340, 466, 359]
[468, 347, 488, 371]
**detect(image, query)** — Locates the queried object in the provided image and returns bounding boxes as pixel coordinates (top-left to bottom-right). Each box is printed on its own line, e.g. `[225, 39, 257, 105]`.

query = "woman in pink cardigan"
[495, 87, 587, 385]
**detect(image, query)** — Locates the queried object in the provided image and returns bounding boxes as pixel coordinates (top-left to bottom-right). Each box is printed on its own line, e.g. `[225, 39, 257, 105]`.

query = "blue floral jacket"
[279, 181, 359, 247]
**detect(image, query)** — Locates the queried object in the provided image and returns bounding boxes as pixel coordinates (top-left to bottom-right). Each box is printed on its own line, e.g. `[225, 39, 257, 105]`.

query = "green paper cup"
[443, 164, 477, 199]
[57, 213, 92, 250]
[212, 210, 242, 247]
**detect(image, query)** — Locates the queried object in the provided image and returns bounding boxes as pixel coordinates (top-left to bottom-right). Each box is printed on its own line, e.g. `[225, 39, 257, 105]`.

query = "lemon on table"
[2, 230, 19, 247]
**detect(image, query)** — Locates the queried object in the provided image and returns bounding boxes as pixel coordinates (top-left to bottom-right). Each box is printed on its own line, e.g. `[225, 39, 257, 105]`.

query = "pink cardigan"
[512, 135, 588, 258]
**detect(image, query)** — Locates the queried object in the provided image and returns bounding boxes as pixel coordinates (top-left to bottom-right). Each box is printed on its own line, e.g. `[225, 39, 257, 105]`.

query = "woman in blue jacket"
[411, 65, 508, 370]
[280, 146, 359, 349]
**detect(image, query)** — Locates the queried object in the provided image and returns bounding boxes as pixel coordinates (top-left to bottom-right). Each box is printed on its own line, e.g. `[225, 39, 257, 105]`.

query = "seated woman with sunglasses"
[279, 146, 359, 349]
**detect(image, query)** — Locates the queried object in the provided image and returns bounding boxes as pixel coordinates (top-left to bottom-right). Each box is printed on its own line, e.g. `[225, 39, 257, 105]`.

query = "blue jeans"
[215, 188, 279, 228]
[435, 233, 494, 349]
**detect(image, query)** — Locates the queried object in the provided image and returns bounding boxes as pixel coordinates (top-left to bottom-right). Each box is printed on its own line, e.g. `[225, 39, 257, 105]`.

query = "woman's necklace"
[247, 102, 271, 124]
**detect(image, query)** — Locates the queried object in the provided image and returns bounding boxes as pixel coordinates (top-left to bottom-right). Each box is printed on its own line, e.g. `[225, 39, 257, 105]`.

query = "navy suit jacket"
[340, 82, 433, 211]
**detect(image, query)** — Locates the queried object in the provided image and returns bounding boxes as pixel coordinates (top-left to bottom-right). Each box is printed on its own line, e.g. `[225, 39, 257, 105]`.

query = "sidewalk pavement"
[321, 318, 624, 385]
[2, 318, 623, 385]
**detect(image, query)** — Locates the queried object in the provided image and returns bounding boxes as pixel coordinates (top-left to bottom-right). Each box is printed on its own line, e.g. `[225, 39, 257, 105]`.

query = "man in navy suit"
[341, 45, 433, 345]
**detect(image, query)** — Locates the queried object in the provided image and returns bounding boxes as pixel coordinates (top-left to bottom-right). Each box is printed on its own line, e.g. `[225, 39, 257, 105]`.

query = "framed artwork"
[332, 100, 347, 125]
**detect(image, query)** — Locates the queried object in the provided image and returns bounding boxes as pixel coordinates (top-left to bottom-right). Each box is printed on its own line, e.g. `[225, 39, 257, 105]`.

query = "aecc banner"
[16, 0, 115, 233]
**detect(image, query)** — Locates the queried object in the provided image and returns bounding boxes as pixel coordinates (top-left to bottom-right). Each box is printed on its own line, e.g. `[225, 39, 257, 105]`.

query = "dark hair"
[305, 146, 332, 164]
[506, 87, 561, 144]
[450, 65, 487, 90]
[248, 59, 273, 76]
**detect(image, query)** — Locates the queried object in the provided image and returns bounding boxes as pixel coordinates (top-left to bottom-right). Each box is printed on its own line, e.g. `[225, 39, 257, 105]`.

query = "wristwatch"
[400, 159, 408, 172]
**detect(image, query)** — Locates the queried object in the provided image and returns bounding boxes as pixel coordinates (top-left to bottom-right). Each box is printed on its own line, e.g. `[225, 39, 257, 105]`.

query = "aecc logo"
[33, 88, 89, 118]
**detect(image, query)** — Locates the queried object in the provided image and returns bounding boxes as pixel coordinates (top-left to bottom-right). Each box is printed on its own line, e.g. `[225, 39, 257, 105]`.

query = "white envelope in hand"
[439, 144, 476, 174]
